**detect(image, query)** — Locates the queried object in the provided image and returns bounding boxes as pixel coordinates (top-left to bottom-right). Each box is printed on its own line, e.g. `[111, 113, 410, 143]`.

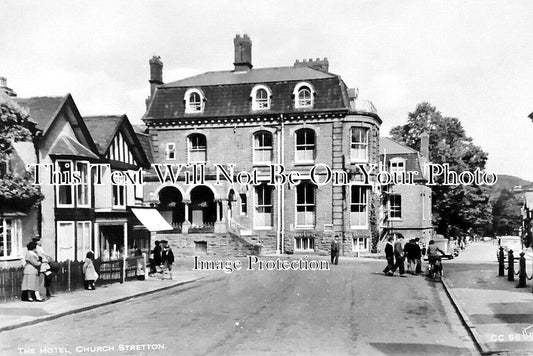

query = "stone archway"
[158, 186, 185, 227]
[190, 185, 217, 226]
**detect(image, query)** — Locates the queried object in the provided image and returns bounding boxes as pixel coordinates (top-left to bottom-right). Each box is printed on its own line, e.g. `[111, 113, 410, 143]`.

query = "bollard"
[517, 252, 527, 288]
[498, 247, 505, 276]
[508, 250, 515, 281]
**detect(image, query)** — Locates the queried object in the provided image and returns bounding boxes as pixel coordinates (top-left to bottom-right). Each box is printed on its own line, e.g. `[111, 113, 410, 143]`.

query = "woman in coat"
[83, 251, 98, 290]
[21, 242, 44, 302]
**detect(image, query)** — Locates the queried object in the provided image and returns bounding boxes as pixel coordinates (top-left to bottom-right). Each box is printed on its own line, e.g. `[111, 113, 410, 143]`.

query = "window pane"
[57, 222, 75, 262]
[57, 161, 73, 205]
[76, 162, 89, 206]
[350, 186, 368, 227]
[255, 185, 272, 227]
[76, 222, 92, 262]
[350, 128, 369, 162]
[297, 88, 312, 107]
[254, 133, 272, 163]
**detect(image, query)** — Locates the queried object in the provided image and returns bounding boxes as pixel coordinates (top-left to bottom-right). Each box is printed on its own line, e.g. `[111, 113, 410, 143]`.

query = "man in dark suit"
[149, 240, 163, 274]
[382, 236, 395, 275]
[330, 235, 340, 265]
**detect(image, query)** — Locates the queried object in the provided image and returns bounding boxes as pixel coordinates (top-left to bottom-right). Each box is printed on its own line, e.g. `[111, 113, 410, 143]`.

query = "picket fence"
[0, 256, 145, 303]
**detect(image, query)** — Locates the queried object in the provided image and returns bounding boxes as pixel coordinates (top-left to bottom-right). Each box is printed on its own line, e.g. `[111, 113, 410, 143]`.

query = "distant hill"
[491, 174, 531, 200]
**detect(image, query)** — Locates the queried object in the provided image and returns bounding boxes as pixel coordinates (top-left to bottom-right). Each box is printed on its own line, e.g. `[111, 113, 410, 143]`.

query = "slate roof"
[83, 116, 123, 154]
[144, 66, 350, 121]
[16, 96, 66, 134]
[163, 66, 336, 87]
[380, 137, 418, 155]
[135, 131, 154, 163]
[49, 136, 99, 159]
[83, 115, 151, 168]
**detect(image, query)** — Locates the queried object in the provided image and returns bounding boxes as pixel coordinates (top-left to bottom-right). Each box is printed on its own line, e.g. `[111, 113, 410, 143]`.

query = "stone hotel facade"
[142, 35, 383, 255]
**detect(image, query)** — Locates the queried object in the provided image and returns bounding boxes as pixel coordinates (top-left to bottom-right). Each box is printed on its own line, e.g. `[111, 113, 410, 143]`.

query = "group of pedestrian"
[383, 236, 423, 277]
[21, 236, 56, 302]
[149, 240, 174, 276]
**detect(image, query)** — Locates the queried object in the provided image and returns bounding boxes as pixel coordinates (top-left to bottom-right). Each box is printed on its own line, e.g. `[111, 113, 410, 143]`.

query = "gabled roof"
[380, 137, 418, 155]
[379, 137, 426, 181]
[83, 116, 123, 154]
[83, 115, 151, 168]
[16, 96, 67, 134]
[49, 136, 99, 159]
[163, 66, 336, 87]
[135, 131, 154, 163]
[16, 94, 99, 154]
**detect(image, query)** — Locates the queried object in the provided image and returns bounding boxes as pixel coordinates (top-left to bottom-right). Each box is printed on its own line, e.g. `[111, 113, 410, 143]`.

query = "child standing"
[83, 251, 98, 290]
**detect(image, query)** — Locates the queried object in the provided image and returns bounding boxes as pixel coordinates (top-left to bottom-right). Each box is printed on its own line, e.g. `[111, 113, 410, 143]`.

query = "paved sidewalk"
[0, 270, 209, 333]
[443, 264, 533, 355]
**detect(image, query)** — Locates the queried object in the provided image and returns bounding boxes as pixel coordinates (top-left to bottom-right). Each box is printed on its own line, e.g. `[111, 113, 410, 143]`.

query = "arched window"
[293, 82, 315, 108]
[253, 131, 273, 164]
[188, 134, 207, 163]
[251, 85, 271, 110]
[295, 128, 315, 163]
[184, 88, 205, 114]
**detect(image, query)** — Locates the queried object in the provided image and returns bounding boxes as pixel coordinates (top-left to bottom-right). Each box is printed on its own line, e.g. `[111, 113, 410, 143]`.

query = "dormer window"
[293, 82, 315, 109]
[251, 85, 271, 110]
[184, 88, 205, 114]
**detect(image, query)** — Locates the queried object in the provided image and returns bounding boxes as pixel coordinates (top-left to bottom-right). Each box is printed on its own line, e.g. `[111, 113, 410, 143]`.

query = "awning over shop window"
[131, 208, 173, 232]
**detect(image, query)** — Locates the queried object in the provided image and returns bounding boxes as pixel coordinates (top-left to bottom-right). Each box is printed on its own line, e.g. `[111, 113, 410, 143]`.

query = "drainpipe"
[276, 118, 281, 255]
[280, 114, 285, 254]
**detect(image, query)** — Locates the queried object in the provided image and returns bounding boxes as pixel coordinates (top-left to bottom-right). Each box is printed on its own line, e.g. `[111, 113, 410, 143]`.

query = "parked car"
[496, 236, 523, 261]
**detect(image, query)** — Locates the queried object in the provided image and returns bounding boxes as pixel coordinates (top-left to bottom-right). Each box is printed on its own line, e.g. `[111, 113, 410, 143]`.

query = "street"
[0, 257, 477, 356]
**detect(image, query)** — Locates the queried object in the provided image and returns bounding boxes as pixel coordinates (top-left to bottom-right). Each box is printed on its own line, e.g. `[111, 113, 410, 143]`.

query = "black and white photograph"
[1, 1, 533, 355]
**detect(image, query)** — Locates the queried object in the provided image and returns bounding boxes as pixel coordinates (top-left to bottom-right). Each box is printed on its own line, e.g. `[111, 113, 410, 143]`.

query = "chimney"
[233, 34, 252, 71]
[420, 132, 430, 158]
[0, 77, 17, 97]
[149, 56, 163, 96]
[146, 56, 163, 109]
[294, 57, 329, 72]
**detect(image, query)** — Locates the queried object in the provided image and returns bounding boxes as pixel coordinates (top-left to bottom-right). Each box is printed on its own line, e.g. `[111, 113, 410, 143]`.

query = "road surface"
[0, 257, 477, 356]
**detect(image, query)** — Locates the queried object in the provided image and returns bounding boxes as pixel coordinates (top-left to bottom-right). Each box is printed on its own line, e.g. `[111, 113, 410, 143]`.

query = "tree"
[0, 91, 43, 211]
[390, 102, 492, 237]
[491, 189, 522, 236]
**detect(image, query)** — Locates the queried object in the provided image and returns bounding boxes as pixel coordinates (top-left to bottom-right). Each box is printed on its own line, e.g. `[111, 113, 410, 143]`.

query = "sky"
[1, 0, 533, 180]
